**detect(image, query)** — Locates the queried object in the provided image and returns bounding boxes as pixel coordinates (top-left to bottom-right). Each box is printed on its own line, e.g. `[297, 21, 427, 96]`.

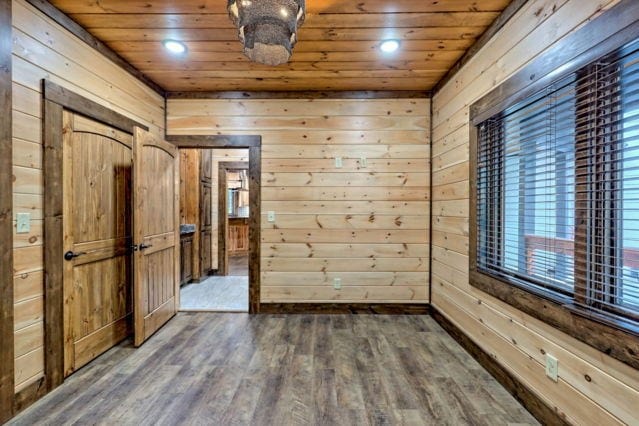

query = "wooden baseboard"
[13, 377, 47, 417]
[259, 303, 430, 315]
[430, 307, 569, 426]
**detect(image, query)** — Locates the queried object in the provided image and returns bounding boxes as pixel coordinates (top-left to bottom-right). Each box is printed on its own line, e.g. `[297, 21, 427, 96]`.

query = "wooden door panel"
[201, 185, 212, 228]
[63, 112, 133, 376]
[133, 128, 179, 347]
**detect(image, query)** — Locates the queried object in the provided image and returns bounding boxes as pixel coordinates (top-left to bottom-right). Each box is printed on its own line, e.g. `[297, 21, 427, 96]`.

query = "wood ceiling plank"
[159, 78, 441, 92]
[48, 0, 512, 91]
[109, 39, 476, 53]
[69, 12, 500, 29]
[129, 60, 456, 73]
[52, 0, 511, 14]
[88, 27, 487, 42]
[123, 50, 465, 63]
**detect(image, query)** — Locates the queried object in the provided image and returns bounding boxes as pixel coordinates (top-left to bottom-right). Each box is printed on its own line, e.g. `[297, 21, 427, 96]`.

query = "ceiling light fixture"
[162, 39, 187, 55]
[380, 40, 400, 53]
[228, 0, 306, 66]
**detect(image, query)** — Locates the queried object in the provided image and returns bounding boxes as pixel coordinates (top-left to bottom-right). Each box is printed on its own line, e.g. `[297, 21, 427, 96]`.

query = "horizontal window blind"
[476, 38, 639, 322]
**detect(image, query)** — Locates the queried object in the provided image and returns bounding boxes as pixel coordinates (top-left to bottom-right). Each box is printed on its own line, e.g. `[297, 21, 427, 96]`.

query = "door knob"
[64, 251, 86, 261]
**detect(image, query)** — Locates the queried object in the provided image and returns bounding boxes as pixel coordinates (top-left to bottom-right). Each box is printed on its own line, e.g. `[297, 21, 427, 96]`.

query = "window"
[472, 33, 639, 368]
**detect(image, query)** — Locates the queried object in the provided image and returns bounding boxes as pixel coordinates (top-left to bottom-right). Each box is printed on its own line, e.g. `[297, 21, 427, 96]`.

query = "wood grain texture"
[132, 128, 179, 347]
[8, 313, 539, 425]
[431, 0, 639, 424]
[431, 307, 569, 426]
[12, 0, 165, 396]
[23, 0, 164, 95]
[0, 0, 13, 422]
[168, 98, 430, 304]
[47, 0, 512, 91]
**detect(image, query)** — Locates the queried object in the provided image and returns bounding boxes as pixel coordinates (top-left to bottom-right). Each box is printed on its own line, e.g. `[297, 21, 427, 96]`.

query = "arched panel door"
[132, 128, 180, 346]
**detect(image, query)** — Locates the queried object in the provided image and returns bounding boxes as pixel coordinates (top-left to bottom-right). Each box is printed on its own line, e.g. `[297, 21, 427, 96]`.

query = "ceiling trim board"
[166, 91, 431, 100]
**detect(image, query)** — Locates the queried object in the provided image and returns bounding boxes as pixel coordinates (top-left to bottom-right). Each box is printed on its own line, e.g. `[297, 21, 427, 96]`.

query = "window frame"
[469, 0, 639, 371]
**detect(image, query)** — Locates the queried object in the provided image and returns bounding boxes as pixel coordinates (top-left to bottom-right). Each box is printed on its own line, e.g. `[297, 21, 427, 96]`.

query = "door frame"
[166, 135, 261, 314]
[218, 161, 249, 276]
[0, 0, 13, 421]
[42, 80, 148, 393]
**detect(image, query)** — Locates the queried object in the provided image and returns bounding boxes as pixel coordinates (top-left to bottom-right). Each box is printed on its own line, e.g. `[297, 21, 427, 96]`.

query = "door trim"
[0, 0, 13, 422]
[166, 135, 261, 314]
[218, 161, 249, 276]
[42, 80, 148, 394]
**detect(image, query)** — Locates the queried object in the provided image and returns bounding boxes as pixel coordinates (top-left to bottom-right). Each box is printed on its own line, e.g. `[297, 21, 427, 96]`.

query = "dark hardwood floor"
[9, 314, 538, 425]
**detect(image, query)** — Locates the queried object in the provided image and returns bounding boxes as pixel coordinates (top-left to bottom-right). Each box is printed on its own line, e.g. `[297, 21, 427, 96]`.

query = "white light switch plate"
[267, 211, 276, 222]
[333, 278, 342, 290]
[335, 157, 343, 168]
[16, 213, 30, 234]
[360, 156, 368, 168]
[545, 354, 558, 382]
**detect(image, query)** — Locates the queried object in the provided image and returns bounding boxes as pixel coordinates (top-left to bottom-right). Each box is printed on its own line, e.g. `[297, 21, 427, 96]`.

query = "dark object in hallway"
[9, 314, 538, 425]
[229, 253, 249, 276]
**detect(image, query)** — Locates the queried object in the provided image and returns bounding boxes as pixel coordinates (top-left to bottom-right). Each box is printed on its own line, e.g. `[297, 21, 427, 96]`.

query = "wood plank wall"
[431, 0, 639, 424]
[11, 0, 164, 393]
[168, 98, 430, 303]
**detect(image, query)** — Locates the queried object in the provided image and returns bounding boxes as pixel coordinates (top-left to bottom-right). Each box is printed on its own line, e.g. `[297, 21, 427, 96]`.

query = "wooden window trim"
[165, 136, 262, 314]
[469, 0, 639, 371]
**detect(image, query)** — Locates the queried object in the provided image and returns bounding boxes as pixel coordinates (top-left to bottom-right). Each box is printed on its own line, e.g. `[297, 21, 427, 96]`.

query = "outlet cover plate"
[333, 278, 342, 290]
[267, 211, 276, 222]
[545, 354, 558, 382]
[16, 213, 30, 234]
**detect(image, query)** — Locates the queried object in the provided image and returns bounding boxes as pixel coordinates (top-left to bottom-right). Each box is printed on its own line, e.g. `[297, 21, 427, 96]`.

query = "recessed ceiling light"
[380, 40, 400, 53]
[163, 39, 187, 55]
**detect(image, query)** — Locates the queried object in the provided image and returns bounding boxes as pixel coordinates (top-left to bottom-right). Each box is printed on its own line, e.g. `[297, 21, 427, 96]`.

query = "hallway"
[180, 254, 249, 312]
[9, 314, 537, 425]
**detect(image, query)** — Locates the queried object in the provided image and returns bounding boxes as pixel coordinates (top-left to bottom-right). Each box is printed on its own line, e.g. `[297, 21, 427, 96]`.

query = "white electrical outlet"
[16, 213, 30, 234]
[545, 354, 559, 382]
[360, 156, 368, 168]
[333, 277, 342, 290]
[335, 157, 343, 168]
[267, 211, 276, 222]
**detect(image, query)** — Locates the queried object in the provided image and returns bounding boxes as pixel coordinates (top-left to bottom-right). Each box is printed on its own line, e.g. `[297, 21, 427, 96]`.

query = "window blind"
[476, 38, 639, 323]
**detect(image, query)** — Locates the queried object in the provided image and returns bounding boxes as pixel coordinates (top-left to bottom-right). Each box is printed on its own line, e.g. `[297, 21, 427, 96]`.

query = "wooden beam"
[431, 307, 570, 426]
[166, 91, 431, 100]
[23, 0, 165, 96]
[166, 135, 261, 148]
[43, 80, 148, 134]
[431, 0, 529, 95]
[0, 0, 14, 422]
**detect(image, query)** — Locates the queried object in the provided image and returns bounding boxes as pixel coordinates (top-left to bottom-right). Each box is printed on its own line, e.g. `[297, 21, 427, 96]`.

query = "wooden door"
[132, 128, 180, 346]
[199, 150, 213, 276]
[62, 112, 133, 376]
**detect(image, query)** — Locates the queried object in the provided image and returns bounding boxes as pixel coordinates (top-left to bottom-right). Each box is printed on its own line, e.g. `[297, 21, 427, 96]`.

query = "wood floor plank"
[9, 313, 540, 426]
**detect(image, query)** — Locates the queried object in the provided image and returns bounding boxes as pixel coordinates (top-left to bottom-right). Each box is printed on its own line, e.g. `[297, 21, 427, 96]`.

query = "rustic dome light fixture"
[228, 0, 305, 66]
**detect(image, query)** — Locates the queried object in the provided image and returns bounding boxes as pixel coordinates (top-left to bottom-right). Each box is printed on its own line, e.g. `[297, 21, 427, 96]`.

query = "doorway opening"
[178, 149, 252, 312]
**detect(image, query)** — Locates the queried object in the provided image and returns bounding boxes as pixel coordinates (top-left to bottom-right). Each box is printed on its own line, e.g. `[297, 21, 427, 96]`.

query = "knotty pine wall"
[168, 98, 430, 303]
[11, 0, 165, 393]
[431, 0, 639, 424]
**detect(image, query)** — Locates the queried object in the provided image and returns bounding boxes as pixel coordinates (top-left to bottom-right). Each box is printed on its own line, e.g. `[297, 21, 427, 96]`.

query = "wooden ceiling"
[48, 0, 512, 92]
